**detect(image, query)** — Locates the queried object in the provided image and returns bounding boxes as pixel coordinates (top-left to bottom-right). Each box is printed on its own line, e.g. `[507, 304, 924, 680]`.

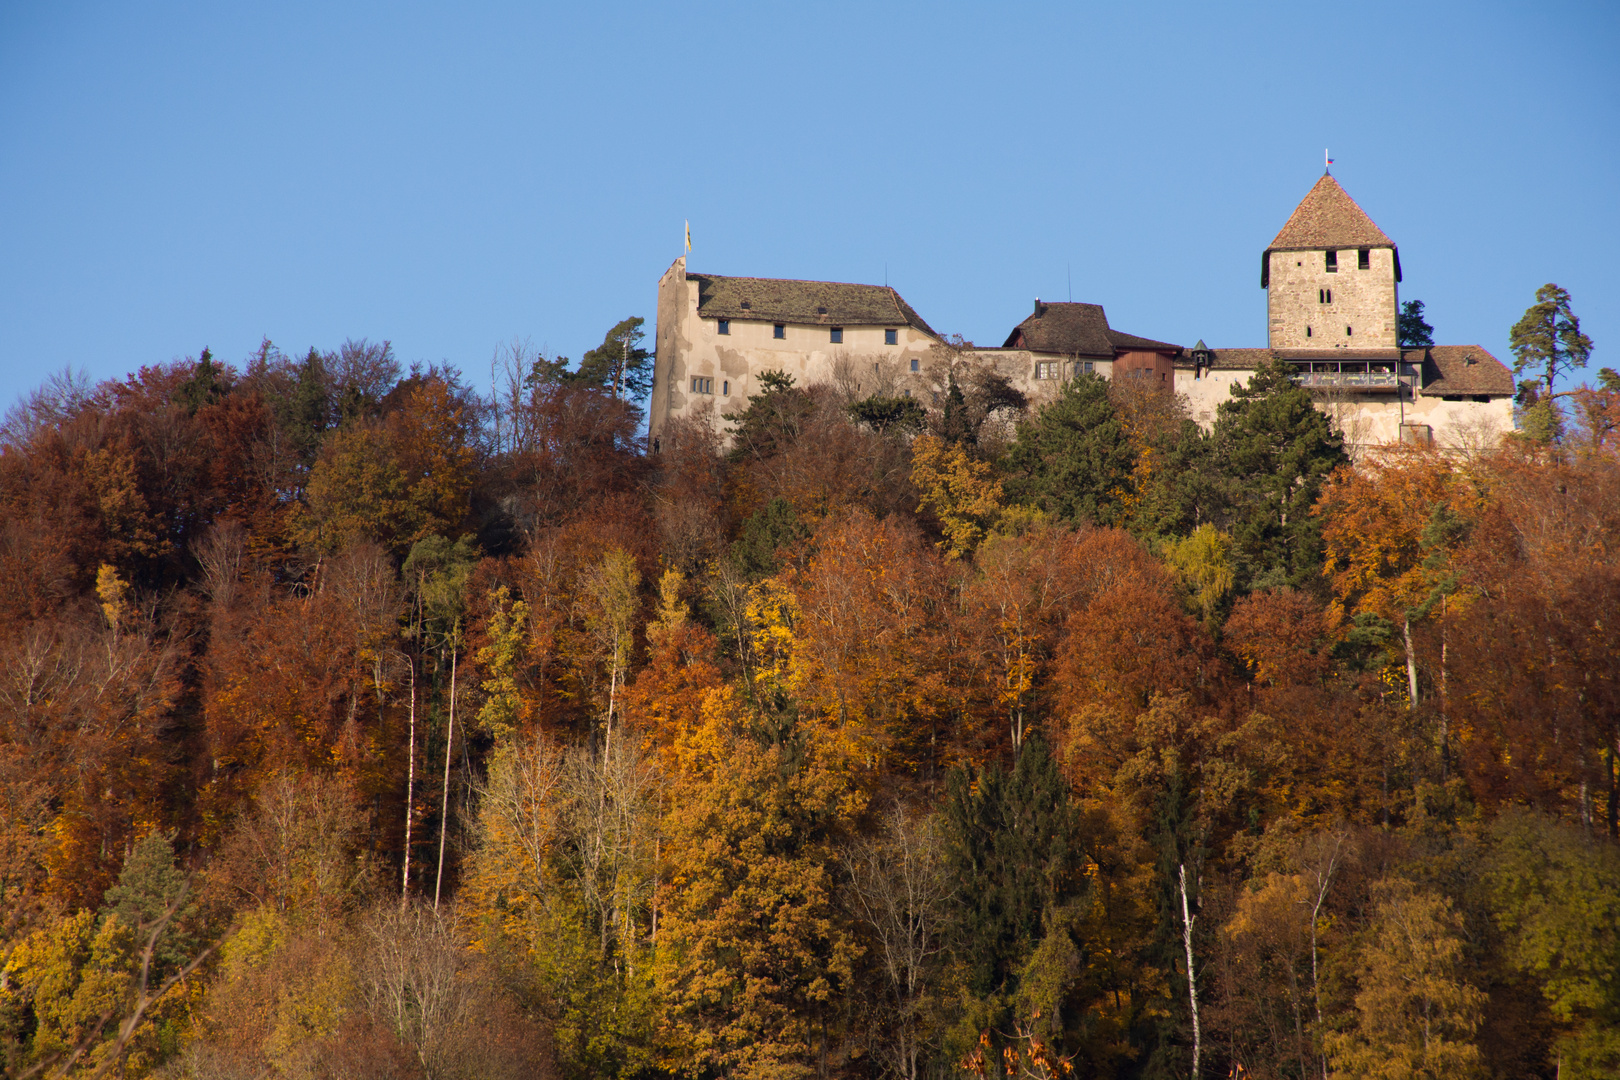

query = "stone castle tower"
[1263, 174, 1401, 349]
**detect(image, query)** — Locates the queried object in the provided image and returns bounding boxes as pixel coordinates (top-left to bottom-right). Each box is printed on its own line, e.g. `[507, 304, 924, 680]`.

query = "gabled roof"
[1409, 345, 1515, 396]
[1268, 174, 1395, 251]
[688, 272, 939, 338]
[1001, 302, 1181, 356]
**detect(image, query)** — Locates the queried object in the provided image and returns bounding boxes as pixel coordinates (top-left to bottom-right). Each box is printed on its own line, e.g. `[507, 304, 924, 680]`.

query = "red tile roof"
[1262, 175, 1402, 286]
[1409, 346, 1515, 396]
[1268, 175, 1394, 251]
[1001, 302, 1180, 356]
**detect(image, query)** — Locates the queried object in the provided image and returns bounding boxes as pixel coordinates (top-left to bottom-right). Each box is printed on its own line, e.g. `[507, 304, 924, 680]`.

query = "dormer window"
[1357, 248, 1370, 270]
[717, 319, 730, 335]
[817, 306, 828, 315]
[740, 301, 752, 310]
[1325, 250, 1338, 273]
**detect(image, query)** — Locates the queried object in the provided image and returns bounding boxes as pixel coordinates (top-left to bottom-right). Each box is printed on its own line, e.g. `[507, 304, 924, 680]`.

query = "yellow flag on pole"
[684, 220, 691, 253]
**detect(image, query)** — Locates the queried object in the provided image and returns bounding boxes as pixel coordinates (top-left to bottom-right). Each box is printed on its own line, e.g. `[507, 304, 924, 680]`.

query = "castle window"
[690, 377, 713, 394]
[1346, 325, 1353, 336]
[717, 319, 730, 335]
[910, 357, 919, 372]
[1306, 325, 1313, 338]
[830, 327, 843, 344]
[1325, 250, 1338, 273]
[1319, 288, 1333, 304]
[885, 329, 898, 345]
[774, 324, 785, 339]
[1081, 361, 1094, 374]
[723, 380, 730, 395]
[1358, 248, 1371, 270]
[1035, 361, 1060, 380]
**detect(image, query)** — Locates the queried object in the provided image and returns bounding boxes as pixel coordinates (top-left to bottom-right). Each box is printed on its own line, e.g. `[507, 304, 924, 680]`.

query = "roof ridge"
[688, 270, 892, 290]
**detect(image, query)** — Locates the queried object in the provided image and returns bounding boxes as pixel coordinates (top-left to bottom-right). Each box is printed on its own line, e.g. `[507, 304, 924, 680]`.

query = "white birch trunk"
[1179, 863, 1201, 1079]
[434, 645, 457, 911]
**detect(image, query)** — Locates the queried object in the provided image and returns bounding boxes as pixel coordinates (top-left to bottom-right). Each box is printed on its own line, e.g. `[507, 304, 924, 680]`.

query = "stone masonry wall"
[1267, 247, 1398, 349]
[649, 258, 1103, 445]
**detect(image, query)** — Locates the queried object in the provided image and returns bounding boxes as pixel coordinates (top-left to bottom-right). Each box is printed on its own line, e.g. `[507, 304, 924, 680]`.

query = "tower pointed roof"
[1267, 174, 1394, 251]
[1261, 174, 1400, 285]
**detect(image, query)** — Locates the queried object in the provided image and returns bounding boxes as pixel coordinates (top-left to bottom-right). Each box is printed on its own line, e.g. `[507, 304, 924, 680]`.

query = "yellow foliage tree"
[911, 434, 1007, 559]
[1, 909, 134, 1073]
[656, 685, 866, 1079]
[1162, 524, 1234, 628]
[1317, 449, 1479, 710]
[1325, 880, 1485, 1080]
[476, 586, 531, 741]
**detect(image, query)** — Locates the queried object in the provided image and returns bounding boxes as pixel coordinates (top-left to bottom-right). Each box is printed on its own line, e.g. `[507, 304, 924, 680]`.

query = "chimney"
[1033, 298, 1046, 317]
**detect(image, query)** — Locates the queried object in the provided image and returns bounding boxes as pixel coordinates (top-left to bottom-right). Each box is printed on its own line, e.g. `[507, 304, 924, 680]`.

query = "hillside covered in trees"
[1, 331, 1617, 1080]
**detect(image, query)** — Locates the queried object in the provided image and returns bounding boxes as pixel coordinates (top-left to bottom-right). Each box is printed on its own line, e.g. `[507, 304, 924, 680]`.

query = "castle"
[648, 174, 1514, 452]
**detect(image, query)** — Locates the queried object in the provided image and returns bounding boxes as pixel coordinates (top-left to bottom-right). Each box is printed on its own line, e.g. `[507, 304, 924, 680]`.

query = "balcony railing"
[1293, 370, 1403, 391]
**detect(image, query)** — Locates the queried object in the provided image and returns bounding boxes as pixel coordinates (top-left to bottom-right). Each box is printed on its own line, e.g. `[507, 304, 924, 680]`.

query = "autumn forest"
[1, 324, 1618, 1080]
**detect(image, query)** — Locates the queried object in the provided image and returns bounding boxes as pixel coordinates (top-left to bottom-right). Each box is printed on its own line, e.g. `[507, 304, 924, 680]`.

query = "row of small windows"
[693, 358, 1109, 396]
[690, 377, 734, 396]
[698, 355, 1110, 395]
[717, 320, 899, 346]
[1034, 360, 1096, 380]
[693, 357, 926, 395]
[1303, 326, 1355, 338]
[1323, 248, 1374, 273]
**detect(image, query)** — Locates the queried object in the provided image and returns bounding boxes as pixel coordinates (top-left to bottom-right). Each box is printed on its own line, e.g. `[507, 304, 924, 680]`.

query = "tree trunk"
[1403, 614, 1419, 710]
[434, 645, 457, 911]
[1179, 863, 1201, 1079]
[1440, 595, 1450, 775]
[402, 658, 416, 903]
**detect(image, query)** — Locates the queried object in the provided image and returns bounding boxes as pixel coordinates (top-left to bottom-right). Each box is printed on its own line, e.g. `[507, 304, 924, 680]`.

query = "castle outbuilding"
[648, 173, 1514, 452]
[647, 260, 1181, 445]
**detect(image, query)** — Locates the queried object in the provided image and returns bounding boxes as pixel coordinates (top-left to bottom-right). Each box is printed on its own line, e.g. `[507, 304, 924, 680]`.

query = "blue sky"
[2, 0, 1616, 411]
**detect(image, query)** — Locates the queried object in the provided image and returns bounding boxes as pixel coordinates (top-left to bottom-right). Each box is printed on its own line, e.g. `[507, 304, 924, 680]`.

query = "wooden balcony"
[1290, 362, 1405, 393]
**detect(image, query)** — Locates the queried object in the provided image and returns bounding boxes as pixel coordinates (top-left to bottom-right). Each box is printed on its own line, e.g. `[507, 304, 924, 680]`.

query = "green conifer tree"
[1002, 373, 1134, 528]
[1211, 359, 1347, 591]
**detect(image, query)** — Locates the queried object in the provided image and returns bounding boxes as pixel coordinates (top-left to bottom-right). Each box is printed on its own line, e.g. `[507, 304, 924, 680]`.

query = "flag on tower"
[684, 221, 691, 253]
[1326, 149, 1334, 167]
